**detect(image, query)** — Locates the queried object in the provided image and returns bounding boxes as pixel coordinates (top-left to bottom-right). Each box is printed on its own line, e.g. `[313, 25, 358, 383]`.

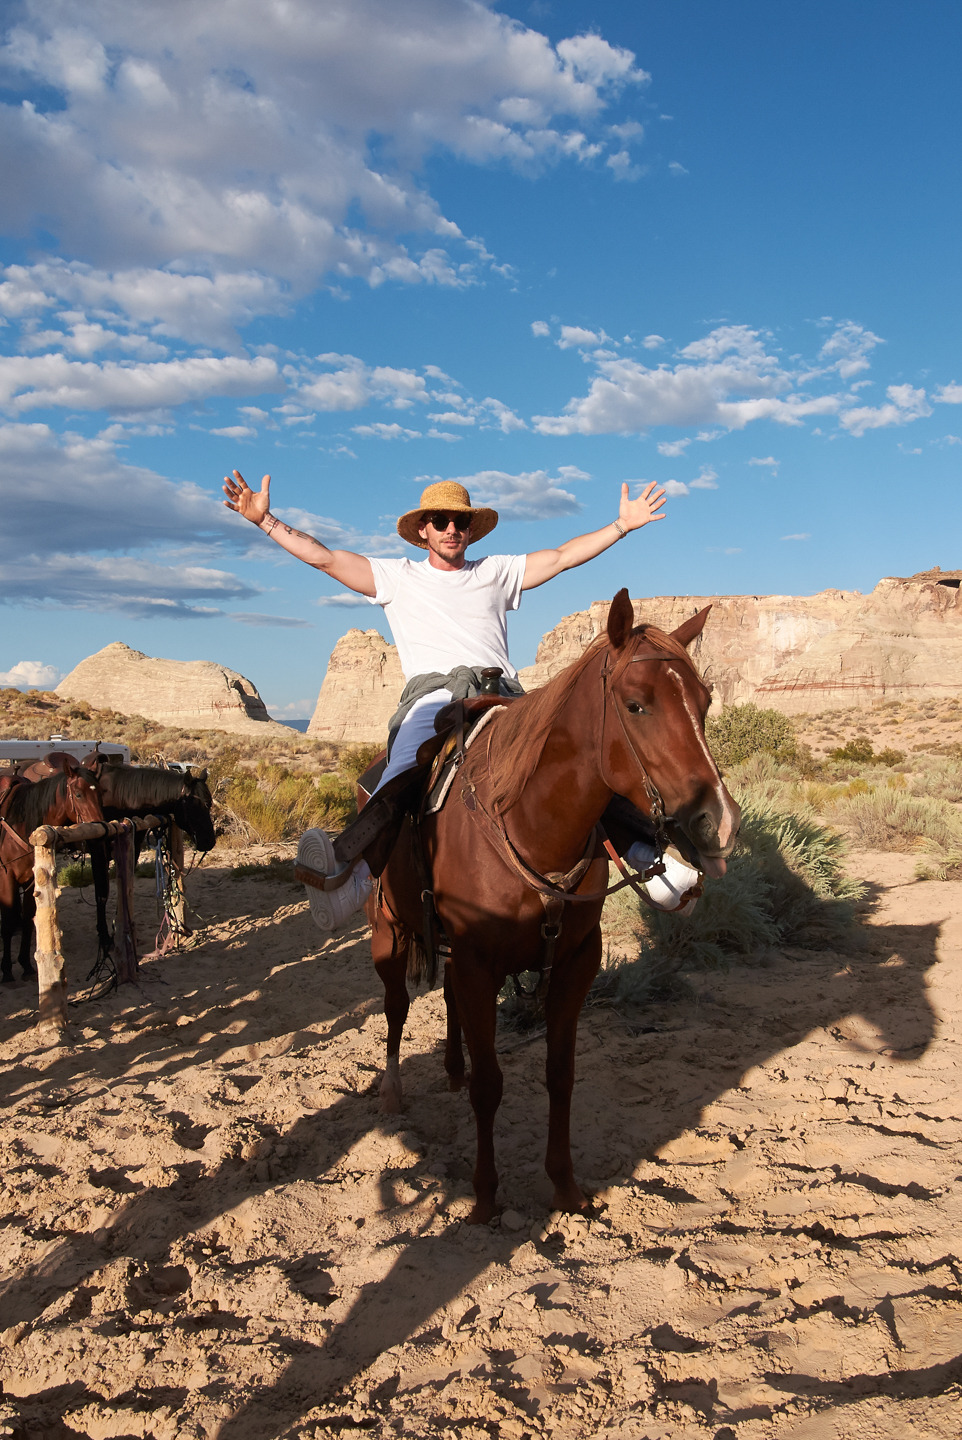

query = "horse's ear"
[607, 588, 635, 650]
[671, 604, 712, 650]
[194, 767, 209, 783]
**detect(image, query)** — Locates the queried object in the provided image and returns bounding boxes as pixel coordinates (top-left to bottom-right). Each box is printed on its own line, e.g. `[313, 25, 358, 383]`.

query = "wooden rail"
[29, 815, 166, 1042]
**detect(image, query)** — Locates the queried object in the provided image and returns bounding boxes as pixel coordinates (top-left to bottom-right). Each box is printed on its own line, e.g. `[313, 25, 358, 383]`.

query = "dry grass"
[0, 687, 341, 772]
[1, 689, 380, 847]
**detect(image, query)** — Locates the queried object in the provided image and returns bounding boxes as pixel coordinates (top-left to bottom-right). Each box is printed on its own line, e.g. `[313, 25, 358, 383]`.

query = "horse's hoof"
[446, 1073, 465, 1092]
[467, 1200, 497, 1225]
[550, 1184, 592, 1215]
[1, 974, 13, 985]
[378, 1084, 403, 1115]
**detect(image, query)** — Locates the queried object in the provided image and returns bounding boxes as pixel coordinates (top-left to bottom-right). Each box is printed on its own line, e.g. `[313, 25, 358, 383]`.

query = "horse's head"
[64, 763, 105, 827]
[603, 589, 740, 874]
[172, 768, 216, 852]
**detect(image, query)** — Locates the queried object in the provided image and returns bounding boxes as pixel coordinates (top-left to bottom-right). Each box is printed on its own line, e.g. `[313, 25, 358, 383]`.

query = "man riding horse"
[223, 468, 701, 927]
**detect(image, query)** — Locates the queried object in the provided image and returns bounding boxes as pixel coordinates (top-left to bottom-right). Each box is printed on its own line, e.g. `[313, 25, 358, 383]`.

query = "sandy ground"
[1, 845, 960, 1440]
[794, 697, 962, 760]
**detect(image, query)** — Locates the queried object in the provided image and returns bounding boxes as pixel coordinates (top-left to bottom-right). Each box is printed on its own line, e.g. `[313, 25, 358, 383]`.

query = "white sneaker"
[625, 841, 701, 916]
[298, 828, 372, 931]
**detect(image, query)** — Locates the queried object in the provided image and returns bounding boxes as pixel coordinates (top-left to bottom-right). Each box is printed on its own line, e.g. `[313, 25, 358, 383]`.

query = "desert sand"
[1, 846, 960, 1440]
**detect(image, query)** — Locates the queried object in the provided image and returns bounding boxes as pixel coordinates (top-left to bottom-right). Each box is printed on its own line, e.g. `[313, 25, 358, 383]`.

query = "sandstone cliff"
[307, 629, 405, 744]
[521, 569, 962, 715]
[309, 569, 962, 744]
[56, 642, 295, 736]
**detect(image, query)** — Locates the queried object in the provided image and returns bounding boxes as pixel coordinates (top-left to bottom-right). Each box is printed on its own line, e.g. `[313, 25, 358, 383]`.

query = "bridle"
[463, 638, 698, 911]
[598, 644, 678, 844]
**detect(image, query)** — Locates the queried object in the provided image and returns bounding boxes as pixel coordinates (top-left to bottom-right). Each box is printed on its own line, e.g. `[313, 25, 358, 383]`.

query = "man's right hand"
[223, 469, 271, 525]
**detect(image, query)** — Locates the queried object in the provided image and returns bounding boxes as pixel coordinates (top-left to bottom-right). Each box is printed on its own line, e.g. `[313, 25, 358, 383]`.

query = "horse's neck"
[502, 681, 610, 867]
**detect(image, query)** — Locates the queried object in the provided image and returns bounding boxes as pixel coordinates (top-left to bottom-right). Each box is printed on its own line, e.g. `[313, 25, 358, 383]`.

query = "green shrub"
[829, 735, 875, 764]
[824, 787, 962, 853]
[705, 703, 798, 768]
[600, 798, 866, 1004]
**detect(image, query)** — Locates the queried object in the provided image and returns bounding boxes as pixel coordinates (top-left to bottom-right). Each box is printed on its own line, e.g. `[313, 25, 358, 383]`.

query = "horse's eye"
[625, 700, 645, 715]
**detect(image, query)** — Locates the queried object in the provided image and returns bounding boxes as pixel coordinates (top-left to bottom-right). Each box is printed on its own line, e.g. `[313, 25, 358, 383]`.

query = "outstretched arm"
[521, 482, 666, 591]
[223, 470, 375, 596]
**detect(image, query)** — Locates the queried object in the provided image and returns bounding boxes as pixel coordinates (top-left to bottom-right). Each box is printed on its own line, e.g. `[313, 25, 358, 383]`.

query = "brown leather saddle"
[350, 694, 516, 877]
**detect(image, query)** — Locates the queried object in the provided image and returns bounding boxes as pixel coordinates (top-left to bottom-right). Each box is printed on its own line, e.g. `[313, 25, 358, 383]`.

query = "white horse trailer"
[0, 737, 130, 768]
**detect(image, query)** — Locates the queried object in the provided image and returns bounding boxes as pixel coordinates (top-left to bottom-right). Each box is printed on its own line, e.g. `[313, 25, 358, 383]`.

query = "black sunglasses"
[425, 511, 472, 531]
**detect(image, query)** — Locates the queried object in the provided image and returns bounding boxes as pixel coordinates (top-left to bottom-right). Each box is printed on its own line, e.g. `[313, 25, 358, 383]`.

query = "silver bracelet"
[263, 514, 278, 536]
[611, 518, 628, 539]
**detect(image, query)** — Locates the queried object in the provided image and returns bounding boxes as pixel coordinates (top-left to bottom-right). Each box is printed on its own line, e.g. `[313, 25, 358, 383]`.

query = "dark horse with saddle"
[0, 751, 215, 986]
[302, 591, 740, 1222]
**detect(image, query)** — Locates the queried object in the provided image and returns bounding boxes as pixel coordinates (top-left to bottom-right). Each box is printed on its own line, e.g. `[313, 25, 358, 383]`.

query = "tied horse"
[0, 765, 104, 984]
[369, 590, 740, 1223]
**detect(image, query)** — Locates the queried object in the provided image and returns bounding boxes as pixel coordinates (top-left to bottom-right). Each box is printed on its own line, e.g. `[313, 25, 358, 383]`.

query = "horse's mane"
[484, 624, 697, 814]
[3, 772, 68, 834]
[98, 765, 187, 809]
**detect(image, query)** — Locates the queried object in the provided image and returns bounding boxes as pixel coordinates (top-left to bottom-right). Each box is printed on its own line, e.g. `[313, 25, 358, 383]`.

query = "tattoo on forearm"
[283, 524, 327, 553]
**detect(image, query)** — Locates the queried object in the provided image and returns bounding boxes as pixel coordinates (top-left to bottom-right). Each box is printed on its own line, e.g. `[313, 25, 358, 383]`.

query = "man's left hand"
[619, 480, 666, 531]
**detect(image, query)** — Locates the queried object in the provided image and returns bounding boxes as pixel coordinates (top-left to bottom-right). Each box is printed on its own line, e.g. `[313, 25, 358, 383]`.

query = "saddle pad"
[424, 705, 502, 818]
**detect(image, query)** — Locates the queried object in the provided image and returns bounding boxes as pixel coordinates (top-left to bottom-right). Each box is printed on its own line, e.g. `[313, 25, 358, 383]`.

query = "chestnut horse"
[369, 590, 740, 1223]
[0, 765, 104, 983]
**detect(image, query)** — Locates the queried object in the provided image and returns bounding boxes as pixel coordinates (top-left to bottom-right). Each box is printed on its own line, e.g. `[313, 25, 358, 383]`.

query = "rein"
[462, 641, 688, 908]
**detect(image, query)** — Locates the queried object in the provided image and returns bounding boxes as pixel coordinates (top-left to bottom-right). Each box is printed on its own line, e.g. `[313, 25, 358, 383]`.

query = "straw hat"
[397, 481, 498, 549]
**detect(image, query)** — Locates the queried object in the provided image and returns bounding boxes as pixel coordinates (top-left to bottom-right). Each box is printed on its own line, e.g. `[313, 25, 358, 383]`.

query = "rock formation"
[307, 629, 405, 744]
[307, 569, 962, 743]
[521, 569, 962, 715]
[56, 642, 295, 735]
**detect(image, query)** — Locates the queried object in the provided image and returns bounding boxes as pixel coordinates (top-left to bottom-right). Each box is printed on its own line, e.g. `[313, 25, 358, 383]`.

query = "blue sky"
[1, 0, 960, 720]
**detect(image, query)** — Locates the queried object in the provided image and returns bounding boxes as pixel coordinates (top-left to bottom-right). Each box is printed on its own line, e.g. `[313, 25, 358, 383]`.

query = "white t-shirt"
[366, 554, 526, 682]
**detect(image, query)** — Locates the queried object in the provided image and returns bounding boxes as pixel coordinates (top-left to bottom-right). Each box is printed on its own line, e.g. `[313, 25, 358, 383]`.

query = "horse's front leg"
[443, 961, 465, 1090]
[544, 927, 603, 1214]
[1, 899, 15, 984]
[17, 887, 36, 980]
[451, 957, 503, 1223]
[371, 903, 410, 1114]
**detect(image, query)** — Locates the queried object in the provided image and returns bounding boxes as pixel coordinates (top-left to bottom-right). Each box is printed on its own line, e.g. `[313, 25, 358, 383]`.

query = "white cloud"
[657, 438, 689, 457]
[0, 0, 648, 320]
[481, 397, 526, 433]
[0, 659, 62, 689]
[749, 455, 779, 472]
[315, 593, 379, 608]
[0, 260, 289, 350]
[443, 468, 587, 519]
[229, 613, 312, 628]
[535, 326, 788, 434]
[0, 421, 234, 554]
[781, 533, 811, 541]
[642, 334, 665, 350]
[211, 424, 257, 438]
[557, 464, 590, 481]
[663, 479, 689, 496]
[840, 384, 932, 436]
[558, 324, 604, 349]
[532, 322, 910, 437]
[690, 466, 718, 489]
[531, 320, 550, 337]
[668, 161, 688, 176]
[351, 421, 421, 440]
[818, 321, 883, 380]
[428, 411, 476, 425]
[935, 383, 962, 404]
[295, 355, 430, 413]
[0, 552, 255, 617]
[607, 150, 640, 181]
[0, 353, 282, 414]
